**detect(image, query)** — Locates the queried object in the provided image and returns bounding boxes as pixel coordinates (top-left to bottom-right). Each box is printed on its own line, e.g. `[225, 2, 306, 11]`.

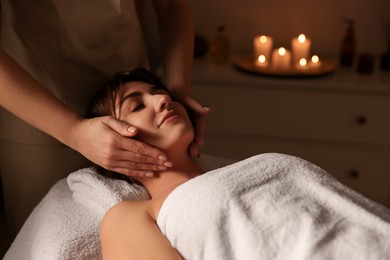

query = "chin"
[158, 129, 194, 152]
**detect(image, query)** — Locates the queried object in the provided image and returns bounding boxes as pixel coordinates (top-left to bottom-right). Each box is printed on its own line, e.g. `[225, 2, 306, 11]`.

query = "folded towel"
[67, 167, 150, 215]
[4, 179, 102, 260]
[5, 154, 235, 260]
[157, 153, 390, 260]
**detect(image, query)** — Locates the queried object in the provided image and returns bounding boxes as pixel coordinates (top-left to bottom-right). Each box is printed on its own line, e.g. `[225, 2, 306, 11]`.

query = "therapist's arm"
[151, 0, 210, 157]
[0, 50, 168, 177]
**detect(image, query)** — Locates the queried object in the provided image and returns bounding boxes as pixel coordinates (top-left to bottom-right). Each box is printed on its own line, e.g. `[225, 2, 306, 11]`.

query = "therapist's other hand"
[71, 116, 171, 177]
[184, 96, 211, 158]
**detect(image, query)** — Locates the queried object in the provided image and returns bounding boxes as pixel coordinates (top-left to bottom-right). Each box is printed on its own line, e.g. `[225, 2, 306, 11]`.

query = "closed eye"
[131, 103, 145, 113]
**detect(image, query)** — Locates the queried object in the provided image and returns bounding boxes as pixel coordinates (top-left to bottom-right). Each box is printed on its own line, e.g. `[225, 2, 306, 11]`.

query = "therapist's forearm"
[153, 0, 194, 96]
[0, 50, 81, 146]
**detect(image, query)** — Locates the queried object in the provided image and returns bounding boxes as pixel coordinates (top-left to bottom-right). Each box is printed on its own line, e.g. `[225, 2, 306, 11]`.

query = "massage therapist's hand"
[184, 96, 211, 158]
[70, 116, 171, 177]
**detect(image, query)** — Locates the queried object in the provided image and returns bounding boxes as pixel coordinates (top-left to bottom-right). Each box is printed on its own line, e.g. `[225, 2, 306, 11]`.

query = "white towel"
[157, 153, 390, 260]
[4, 168, 149, 260]
[67, 167, 150, 215]
[4, 154, 234, 260]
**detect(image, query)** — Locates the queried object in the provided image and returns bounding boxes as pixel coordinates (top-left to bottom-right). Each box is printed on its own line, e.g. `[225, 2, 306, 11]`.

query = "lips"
[158, 111, 180, 128]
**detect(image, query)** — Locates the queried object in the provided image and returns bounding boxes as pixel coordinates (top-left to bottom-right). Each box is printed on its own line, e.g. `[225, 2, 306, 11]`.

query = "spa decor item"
[253, 35, 273, 63]
[233, 54, 336, 78]
[245, 33, 336, 77]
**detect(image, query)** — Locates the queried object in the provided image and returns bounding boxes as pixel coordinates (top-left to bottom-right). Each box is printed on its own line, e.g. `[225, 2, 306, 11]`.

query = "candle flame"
[259, 35, 268, 43]
[299, 58, 307, 66]
[258, 55, 266, 63]
[298, 34, 306, 43]
[311, 55, 319, 63]
[278, 47, 286, 56]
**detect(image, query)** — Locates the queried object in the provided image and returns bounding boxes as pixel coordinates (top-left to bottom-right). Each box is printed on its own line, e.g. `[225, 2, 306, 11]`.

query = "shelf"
[192, 56, 390, 94]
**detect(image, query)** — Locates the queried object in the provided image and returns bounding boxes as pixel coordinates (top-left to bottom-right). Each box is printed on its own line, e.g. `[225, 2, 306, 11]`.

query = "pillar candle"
[255, 54, 269, 67]
[309, 55, 322, 68]
[296, 58, 309, 70]
[292, 34, 311, 65]
[271, 47, 291, 70]
[253, 35, 273, 62]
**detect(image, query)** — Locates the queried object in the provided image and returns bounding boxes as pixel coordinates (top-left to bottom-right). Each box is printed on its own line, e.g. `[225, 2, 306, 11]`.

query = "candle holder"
[246, 33, 336, 77]
[234, 54, 336, 78]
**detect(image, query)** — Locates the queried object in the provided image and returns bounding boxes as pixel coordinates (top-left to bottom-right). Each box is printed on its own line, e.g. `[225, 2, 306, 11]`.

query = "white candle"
[254, 54, 269, 67]
[253, 35, 273, 62]
[292, 34, 311, 65]
[271, 47, 291, 70]
[309, 55, 322, 68]
[296, 58, 309, 70]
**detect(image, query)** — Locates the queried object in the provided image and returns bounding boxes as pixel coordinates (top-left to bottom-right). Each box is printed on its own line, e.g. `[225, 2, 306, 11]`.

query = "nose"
[155, 94, 172, 112]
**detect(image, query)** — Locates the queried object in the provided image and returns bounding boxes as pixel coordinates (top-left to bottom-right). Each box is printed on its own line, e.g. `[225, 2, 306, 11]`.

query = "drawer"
[201, 133, 390, 207]
[193, 84, 390, 146]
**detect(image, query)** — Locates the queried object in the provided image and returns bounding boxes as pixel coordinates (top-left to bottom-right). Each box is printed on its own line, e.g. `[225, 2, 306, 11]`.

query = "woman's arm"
[151, 0, 211, 157]
[0, 50, 167, 177]
[100, 201, 182, 260]
[151, 0, 194, 96]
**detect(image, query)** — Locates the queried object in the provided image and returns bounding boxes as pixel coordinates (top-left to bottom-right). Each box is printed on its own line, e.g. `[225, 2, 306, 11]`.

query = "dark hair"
[87, 67, 171, 119]
[87, 67, 171, 182]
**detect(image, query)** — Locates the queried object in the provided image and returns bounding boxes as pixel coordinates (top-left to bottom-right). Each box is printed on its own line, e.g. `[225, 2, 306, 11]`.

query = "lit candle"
[292, 34, 311, 65]
[255, 54, 268, 67]
[271, 47, 291, 70]
[309, 55, 322, 68]
[296, 58, 309, 70]
[253, 35, 273, 62]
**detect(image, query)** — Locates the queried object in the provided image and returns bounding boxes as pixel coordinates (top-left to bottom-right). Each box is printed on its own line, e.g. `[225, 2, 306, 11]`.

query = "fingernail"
[159, 155, 167, 161]
[203, 106, 211, 111]
[164, 161, 173, 167]
[158, 165, 167, 170]
[145, 172, 154, 177]
[128, 127, 136, 133]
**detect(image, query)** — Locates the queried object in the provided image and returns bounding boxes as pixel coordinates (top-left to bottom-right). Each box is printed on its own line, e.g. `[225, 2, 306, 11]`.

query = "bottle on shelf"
[209, 25, 230, 64]
[339, 19, 356, 67]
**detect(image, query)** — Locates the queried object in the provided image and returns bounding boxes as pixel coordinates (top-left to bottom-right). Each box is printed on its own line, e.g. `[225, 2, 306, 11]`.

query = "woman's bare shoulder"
[102, 200, 151, 223]
[100, 199, 182, 260]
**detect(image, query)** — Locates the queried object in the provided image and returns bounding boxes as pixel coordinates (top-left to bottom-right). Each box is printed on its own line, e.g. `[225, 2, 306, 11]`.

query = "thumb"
[102, 116, 138, 137]
[184, 96, 211, 115]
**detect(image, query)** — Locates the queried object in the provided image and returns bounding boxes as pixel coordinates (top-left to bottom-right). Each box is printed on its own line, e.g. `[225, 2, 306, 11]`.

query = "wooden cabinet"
[191, 59, 390, 207]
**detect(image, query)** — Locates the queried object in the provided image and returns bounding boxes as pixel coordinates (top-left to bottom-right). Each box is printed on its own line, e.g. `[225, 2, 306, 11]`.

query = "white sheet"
[4, 154, 234, 260]
[157, 153, 390, 260]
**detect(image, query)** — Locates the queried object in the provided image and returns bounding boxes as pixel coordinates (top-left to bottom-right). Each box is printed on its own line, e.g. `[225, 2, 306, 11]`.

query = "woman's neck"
[139, 152, 204, 199]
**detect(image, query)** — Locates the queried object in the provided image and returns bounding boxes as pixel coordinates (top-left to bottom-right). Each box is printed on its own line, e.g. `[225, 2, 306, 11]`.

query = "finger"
[102, 116, 138, 137]
[189, 142, 200, 158]
[111, 167, 156, 178]
[118, 138, 168, 162]
[184, 96, 211, 115]
[194, 115, 207, 146]
[112, 158, 172, 172]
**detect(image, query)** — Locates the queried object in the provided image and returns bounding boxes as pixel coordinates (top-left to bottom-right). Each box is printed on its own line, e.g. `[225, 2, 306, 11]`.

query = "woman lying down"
[88, 67, 390, 260]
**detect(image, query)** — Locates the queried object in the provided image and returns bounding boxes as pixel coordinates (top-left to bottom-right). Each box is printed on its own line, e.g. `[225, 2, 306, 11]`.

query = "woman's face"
[114, 81, 194, 151]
